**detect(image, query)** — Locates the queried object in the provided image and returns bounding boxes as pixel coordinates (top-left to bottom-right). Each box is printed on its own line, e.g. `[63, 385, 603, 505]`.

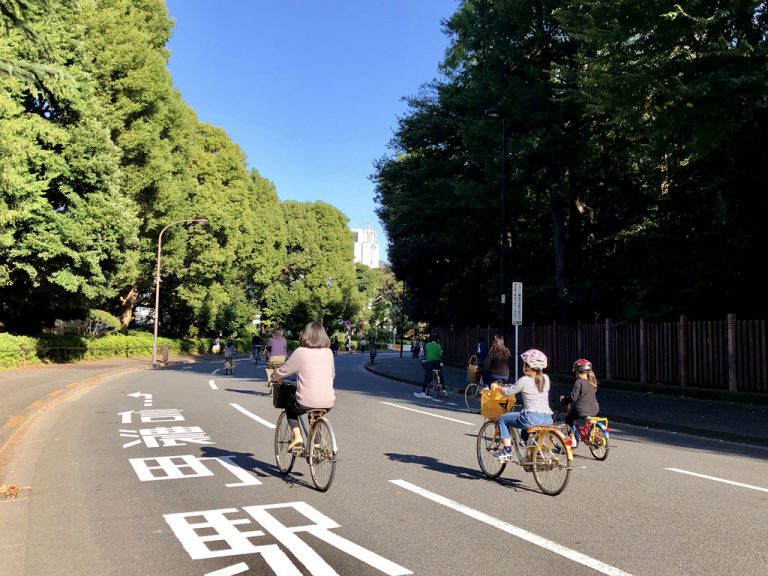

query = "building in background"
[352, 224, 380, 268]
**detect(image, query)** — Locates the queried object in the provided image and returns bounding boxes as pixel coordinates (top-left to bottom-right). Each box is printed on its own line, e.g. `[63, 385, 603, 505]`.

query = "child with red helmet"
[559, 359, 600, 447]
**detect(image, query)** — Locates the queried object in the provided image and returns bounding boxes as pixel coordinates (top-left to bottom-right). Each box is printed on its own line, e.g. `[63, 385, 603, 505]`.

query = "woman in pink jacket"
[271, 322, 335, 452]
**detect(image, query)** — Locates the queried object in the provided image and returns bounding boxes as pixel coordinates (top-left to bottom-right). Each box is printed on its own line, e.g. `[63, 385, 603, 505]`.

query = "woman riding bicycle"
[559, 359, 600, 448]
[265, 326, 288, 382]
[223, 338, 237, 374]
[269, 322, 335, 452]
[482, 334, 512, 383]
[491, 348, 553, 462]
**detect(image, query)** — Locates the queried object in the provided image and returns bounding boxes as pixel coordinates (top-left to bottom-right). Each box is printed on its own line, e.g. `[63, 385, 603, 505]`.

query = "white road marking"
[390, 479, 634, 576]
[212, 368, 221, 375]
[666, 468, 768, 493]
[209, 379, 218, 390]
[230, 403, 275, 429]
[380, 402, 475, 425]
[205, 563, 249, 576]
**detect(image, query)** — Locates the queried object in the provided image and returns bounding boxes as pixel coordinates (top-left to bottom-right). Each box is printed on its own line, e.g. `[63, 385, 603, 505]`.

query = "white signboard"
[511, 282, 523, 325]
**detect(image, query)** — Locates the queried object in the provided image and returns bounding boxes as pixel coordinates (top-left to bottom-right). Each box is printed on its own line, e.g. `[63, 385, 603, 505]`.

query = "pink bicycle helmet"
[572, 358, 592, 373]
[521, 349, 547, 370]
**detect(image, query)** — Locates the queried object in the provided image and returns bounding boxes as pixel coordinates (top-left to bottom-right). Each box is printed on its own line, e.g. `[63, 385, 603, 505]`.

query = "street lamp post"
[485, 107, 508, 335]
[152, 218, 208, 364]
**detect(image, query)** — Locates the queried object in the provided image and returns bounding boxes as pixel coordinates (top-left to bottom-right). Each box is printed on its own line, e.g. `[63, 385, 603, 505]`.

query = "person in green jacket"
[415, 333, 444, 397]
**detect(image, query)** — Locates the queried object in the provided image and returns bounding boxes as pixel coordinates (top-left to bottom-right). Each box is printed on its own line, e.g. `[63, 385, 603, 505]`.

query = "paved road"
[3, 350, 767, 465]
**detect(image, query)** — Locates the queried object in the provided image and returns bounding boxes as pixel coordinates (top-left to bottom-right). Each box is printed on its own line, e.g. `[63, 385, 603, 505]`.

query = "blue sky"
[165, 1, 460, 262]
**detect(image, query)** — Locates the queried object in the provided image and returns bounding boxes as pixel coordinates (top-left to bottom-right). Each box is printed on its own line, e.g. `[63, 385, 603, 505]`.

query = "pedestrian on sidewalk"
[415, 333, 443, 398]
[559, 359, 600, 448]
[369, 338, 377, 364]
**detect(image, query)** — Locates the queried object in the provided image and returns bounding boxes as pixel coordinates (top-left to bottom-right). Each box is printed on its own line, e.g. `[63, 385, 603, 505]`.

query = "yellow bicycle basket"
[480, 388, 515, 420]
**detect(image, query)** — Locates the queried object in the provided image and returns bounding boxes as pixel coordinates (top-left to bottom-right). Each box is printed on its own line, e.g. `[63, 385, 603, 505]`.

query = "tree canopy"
[373, 0, 768, 325]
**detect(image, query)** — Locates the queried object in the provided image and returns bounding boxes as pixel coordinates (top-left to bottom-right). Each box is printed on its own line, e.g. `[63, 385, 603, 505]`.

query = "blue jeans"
[497, 411, 552, 441]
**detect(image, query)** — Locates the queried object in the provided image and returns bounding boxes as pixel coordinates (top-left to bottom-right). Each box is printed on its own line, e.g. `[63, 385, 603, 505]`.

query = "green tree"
[265, 201, 359, 332]
[0, 0, 140, 332]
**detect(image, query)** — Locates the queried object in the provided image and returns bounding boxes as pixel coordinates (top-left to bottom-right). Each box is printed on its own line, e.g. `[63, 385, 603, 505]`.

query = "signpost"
[511, 282, 523, 378]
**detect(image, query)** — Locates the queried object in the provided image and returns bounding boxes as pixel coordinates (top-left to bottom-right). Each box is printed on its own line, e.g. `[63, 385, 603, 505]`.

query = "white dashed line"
[230, 403, 275, 429]
[390, 479, 634, 576]
[666, 468, 768, 493]
[380, 402, 475, 425]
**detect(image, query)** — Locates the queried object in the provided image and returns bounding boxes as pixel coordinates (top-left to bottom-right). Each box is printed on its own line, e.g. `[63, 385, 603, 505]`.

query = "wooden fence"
[436, 314, 768, 394]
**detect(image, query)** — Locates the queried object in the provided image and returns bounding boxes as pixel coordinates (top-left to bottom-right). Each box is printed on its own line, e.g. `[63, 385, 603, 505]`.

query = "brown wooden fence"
[436, 314, 768, 394]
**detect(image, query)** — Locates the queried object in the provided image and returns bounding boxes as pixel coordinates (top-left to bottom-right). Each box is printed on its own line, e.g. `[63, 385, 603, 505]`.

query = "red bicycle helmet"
[572, 359, 592, 373]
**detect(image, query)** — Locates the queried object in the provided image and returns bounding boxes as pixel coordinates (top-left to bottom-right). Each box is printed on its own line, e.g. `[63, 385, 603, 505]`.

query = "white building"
[352, 225, 380, 268]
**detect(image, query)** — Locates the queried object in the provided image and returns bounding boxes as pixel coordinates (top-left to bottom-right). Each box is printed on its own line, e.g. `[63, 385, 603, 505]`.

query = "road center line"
[390, 479, 634, 576]
[665, 468, 768, 493]
[230, 403, 276, 429]
[380, 402, 475, 425]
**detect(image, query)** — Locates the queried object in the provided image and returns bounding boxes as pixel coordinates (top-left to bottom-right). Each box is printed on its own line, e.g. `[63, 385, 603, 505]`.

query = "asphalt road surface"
[2, 351, 767, 575]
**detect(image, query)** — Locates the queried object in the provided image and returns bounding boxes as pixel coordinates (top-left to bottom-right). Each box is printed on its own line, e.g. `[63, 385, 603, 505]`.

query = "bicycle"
[273, 381, 338, 492]
[476, 390, 573, 496]
[425, 366, 447, 399]
[251, 345, 262, 365]
[555, 410, 610, 461]
[464, 380, 488, 412]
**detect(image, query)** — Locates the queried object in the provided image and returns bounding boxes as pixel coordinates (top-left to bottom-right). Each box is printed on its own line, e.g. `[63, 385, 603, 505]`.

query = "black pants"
[287, 399, 331, 430]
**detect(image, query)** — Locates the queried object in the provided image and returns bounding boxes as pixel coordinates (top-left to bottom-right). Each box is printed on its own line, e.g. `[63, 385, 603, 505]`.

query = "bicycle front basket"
[272, 382, 297, 409]
[480, 388, 514, 420]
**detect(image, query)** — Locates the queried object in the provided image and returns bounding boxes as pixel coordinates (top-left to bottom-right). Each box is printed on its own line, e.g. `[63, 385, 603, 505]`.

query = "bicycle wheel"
[465, 383, 481, 412]
[308, 418, 337, 492]
[429, 372, 442, 399]
[532, 430, 571, 496]
[476, 420, 506, 478]
[587, 423, 610, 461]
[274, 411, 296, 474]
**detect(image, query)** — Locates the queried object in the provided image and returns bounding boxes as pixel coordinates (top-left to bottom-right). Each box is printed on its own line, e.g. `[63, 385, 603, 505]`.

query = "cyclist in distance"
[482, 334, 512, 383]
[251, 332, 263, 364]
[223, 338, 237, 374]
[491, 349, 554, 461]
[270, 322, 335, 452]
[414, 333, 443, 398]
[559, 359, 600, 448]
[265, 326, 288, 382]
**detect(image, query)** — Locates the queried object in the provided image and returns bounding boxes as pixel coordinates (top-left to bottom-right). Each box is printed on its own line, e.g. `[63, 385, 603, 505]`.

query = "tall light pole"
[485, 107, 508, 336]
[399, 279, 405, 358]
[152, 218, 208, 363]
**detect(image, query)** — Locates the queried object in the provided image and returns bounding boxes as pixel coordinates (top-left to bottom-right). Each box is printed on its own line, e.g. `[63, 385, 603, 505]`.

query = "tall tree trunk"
[117, 287, 138, 329]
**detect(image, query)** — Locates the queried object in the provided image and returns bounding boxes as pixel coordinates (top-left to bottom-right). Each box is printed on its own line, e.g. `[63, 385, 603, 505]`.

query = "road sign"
[511, 282, 522, 325]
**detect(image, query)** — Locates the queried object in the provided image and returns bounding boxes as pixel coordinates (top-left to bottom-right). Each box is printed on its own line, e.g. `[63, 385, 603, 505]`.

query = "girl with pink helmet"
[490, 348, 553, 462]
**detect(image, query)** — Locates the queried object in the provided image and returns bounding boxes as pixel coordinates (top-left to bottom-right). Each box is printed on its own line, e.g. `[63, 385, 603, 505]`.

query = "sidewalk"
[366, 352, 768, 446]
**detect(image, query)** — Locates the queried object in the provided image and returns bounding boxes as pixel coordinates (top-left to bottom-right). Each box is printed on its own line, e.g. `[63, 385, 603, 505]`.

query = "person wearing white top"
[490, 349, 553, 462]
